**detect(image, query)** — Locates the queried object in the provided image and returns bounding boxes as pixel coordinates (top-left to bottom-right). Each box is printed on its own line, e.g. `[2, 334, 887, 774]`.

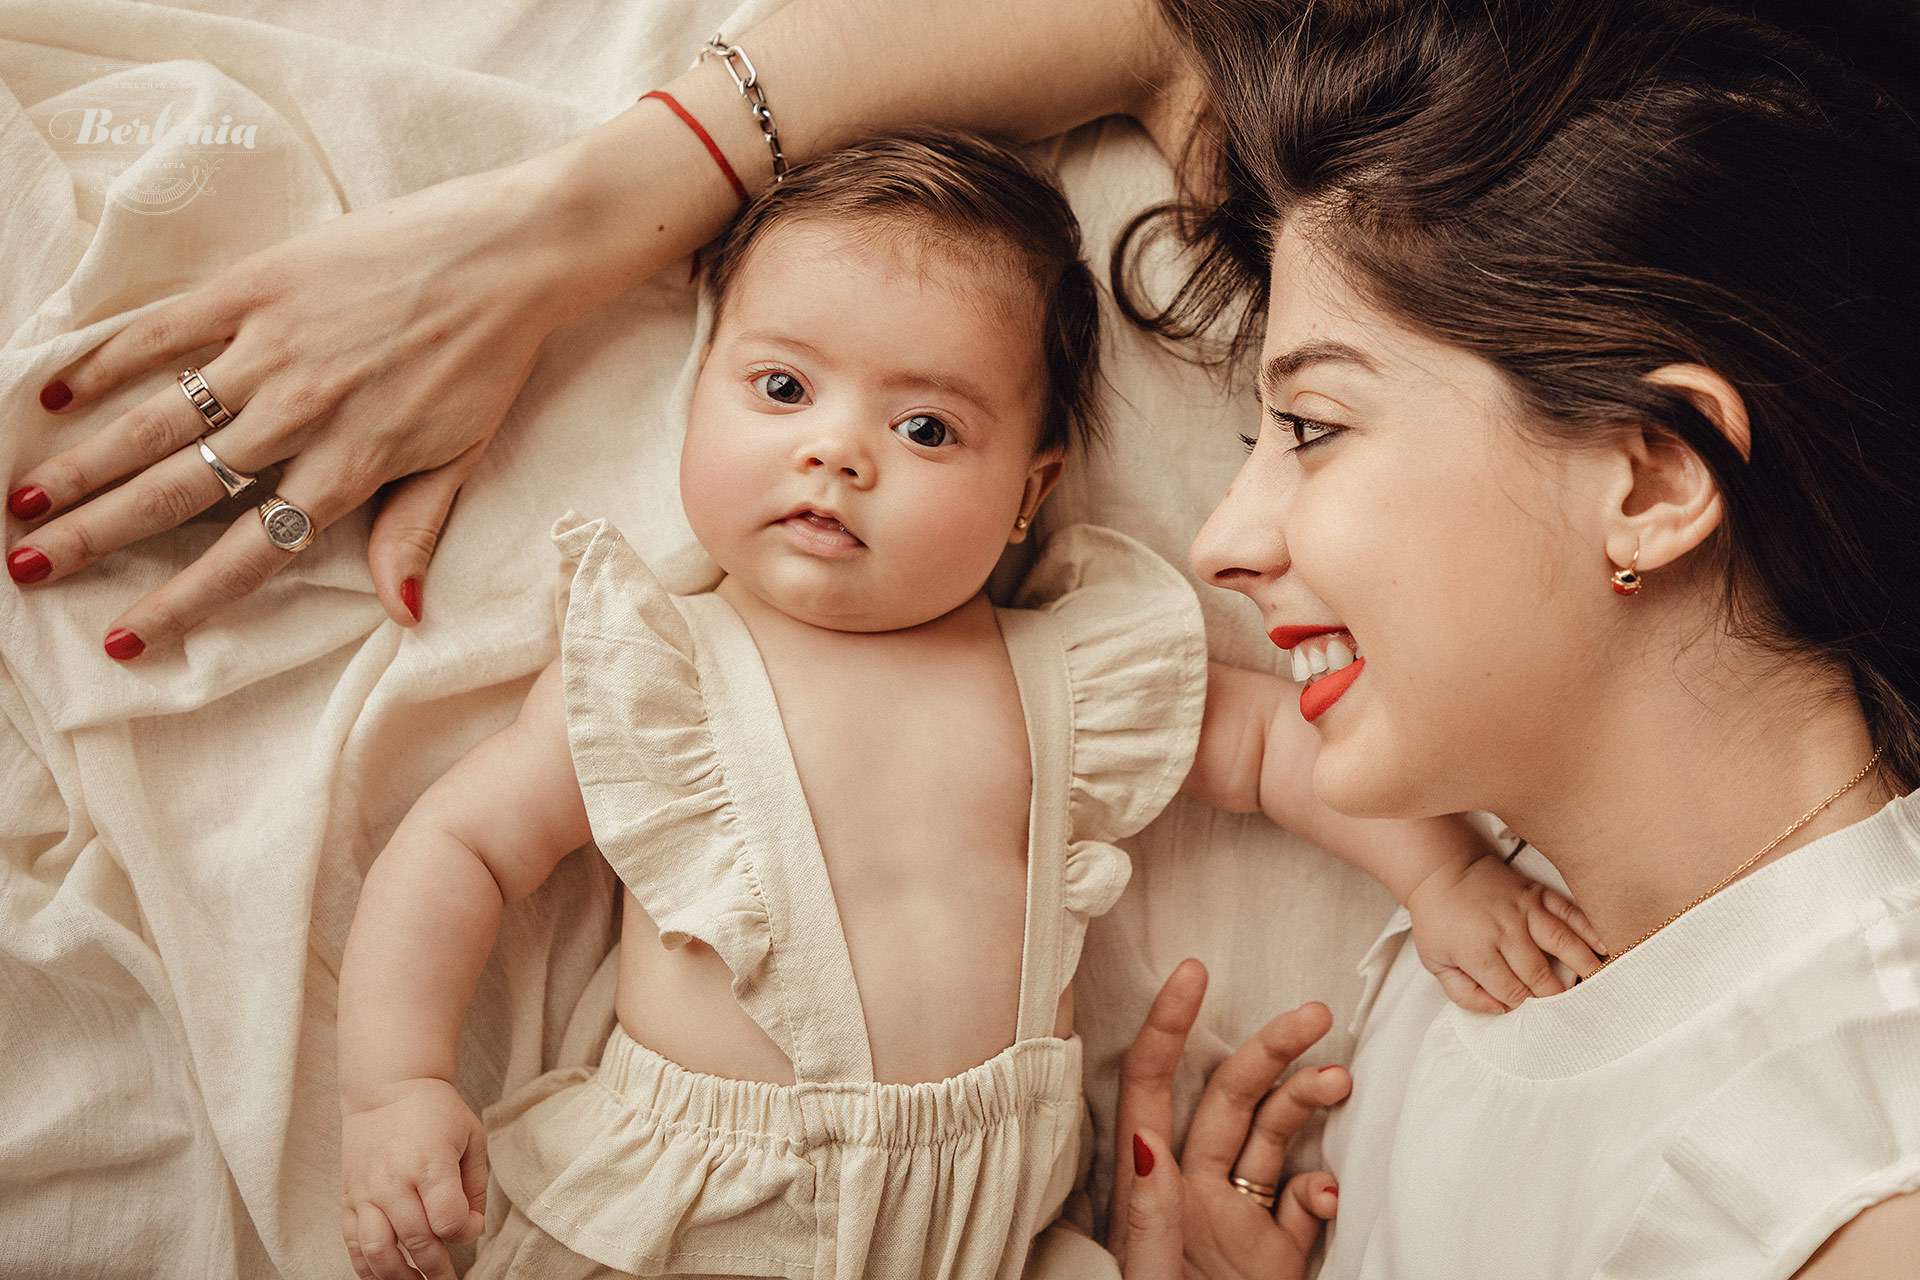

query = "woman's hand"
[1109, 960, 1349, 1280]
[8, 112, 735, 657]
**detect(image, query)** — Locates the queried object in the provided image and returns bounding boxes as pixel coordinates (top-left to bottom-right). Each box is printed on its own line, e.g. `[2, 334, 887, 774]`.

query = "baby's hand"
[340, 1078, 488, 1280]
[1405, 855, 1607, 1013]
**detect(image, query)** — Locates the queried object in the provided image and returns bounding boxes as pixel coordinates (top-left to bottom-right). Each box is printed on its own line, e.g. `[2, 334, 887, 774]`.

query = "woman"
[13, 0, 1919, 1276]
[1102, 1, 1920, 1275]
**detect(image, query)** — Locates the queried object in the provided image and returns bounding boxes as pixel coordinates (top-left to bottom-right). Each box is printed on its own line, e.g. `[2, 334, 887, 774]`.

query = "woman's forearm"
[521, 0, 1185, 314]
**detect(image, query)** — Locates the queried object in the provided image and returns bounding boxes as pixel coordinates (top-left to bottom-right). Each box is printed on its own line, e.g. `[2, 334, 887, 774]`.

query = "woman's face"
[1192, 226, 1626, 819]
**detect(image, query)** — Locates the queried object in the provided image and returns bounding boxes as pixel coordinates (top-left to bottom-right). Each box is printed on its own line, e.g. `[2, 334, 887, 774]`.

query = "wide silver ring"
[178, 368, 236, 430]
[196, 438, 256, 498]
[257, 496, 315, 553]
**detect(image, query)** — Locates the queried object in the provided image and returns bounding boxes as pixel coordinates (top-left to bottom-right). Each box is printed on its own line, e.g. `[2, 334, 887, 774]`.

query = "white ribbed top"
[1318, 792, 1920, 1280]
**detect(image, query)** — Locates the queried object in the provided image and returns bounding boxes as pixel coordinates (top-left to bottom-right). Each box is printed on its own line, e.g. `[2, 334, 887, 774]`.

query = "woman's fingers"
[1231, 1062, 1351, 1194]
[1274, 1171, 1340, 1257]
[1180, 1000, 1334, 1183]
[1120, 1130, 1185, 1280]
[42, 286, 243, 414]
[98, 450, 364, 659]
[1111, 957, 1207, 1264]
[11, 351, 268, 529]
[367, 444, 483, 626]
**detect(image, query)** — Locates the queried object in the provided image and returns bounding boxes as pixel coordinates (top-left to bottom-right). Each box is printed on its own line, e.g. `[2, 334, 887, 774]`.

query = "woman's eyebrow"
[1260, 341, 1378, 402]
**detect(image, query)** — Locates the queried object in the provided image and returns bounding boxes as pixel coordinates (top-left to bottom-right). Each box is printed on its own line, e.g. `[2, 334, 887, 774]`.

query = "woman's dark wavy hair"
[1118, 0, 1920, 788]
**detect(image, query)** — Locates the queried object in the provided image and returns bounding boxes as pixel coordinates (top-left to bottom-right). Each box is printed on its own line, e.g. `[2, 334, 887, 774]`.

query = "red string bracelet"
[642, 89, 749, 205]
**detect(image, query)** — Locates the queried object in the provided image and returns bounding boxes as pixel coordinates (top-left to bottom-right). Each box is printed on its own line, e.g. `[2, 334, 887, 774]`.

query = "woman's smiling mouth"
[1268, 625, 1366, 722]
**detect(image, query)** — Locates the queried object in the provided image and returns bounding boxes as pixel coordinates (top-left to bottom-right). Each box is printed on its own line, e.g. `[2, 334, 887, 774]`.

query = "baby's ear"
[1010, 446, 1066, 544]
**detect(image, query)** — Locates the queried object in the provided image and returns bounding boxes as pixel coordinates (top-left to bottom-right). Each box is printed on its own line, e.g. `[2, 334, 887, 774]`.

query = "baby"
[337, 132, 1601, 1280]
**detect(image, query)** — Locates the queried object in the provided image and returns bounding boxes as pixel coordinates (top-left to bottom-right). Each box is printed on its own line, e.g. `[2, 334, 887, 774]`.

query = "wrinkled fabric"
[0, 3, 1398, 1277]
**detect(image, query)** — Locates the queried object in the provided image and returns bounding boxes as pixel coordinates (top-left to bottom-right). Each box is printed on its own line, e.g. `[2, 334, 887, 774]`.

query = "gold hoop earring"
[1610, 546, 1642, 596]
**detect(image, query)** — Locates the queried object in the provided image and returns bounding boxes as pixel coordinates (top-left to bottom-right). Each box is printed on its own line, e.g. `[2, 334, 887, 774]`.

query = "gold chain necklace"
[1597, 748, 1883, 969]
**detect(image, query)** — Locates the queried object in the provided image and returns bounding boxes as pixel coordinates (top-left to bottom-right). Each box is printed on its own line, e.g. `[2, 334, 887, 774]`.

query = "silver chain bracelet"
[700, 34, 789, 184]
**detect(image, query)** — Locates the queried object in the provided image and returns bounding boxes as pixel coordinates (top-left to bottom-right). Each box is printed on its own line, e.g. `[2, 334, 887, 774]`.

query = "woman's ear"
[1010, 447, 1066, 544]
[1602, 419, 1726, 576]
[1646, 363, 1751, 461]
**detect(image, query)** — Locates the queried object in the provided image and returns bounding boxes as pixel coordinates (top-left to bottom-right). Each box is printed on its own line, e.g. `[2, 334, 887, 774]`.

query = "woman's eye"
[754, 371, 808, 405]
[893, 414, 953, 448]
[1273, 410, 1343, 451]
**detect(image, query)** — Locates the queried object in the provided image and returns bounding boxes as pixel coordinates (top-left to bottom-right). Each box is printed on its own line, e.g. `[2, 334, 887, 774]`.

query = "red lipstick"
[1268, 623, 1347, 650]
[1300, 657, 1364, 723]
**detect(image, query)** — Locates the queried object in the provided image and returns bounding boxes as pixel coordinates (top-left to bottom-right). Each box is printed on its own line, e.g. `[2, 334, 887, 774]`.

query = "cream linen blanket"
[0, 1, 1394, 1275]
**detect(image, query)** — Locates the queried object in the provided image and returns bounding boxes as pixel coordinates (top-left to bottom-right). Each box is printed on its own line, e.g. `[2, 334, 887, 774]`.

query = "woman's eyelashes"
[1271, 408, 1344, 452]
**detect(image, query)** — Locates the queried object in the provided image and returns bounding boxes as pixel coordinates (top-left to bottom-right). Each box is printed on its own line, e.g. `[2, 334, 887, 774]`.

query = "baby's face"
[681, 218, 1058, 632]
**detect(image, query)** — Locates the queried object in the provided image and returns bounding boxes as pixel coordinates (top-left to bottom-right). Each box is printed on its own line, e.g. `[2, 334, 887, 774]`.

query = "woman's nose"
[1190, 453, 1290, 592]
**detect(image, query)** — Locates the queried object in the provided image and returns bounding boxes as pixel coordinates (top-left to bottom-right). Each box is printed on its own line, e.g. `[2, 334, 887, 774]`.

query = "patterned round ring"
[178, 368, 236, 430]
[257, 496, 315, 553]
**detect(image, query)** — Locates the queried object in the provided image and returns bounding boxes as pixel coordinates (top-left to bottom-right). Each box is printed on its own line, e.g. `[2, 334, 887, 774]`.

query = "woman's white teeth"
[1288, 633, 1359, 684]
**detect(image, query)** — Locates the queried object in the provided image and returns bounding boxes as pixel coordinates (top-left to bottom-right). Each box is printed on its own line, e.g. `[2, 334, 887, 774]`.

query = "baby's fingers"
[1540, 888, 1609, 967]
[1498, 930, 1568, 999]
[378, 1188, 459, 1280]
[1432, 964, 1510, 1015]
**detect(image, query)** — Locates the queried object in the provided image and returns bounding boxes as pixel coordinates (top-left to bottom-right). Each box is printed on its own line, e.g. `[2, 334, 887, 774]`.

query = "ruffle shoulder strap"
[551, 513, 773, 1001]
[1011, 524, 1209, 923]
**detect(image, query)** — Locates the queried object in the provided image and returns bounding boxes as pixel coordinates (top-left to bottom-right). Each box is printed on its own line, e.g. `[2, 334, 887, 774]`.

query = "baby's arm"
[1185, 663, 1606, 1013]
[337, 661, 590, 1280]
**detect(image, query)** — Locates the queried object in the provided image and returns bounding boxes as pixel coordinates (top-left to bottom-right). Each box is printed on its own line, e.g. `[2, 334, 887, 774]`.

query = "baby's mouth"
[779, 508, 865, 549]
[1286, 630, 1361, 686]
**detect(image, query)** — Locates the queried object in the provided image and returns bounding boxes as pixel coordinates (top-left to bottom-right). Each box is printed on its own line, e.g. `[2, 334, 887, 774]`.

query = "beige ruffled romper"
[469, 516, 1207, 1280]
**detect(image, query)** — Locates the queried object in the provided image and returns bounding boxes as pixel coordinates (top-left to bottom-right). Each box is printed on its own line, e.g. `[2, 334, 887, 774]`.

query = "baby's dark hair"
[706, 129, 1102, 456]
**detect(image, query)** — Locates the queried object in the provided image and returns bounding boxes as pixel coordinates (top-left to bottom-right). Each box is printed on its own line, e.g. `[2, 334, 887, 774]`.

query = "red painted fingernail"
[7, 546, 50, 584]
[1132, 1133, 1154, 1177]
[400, 576, 422, 623]
[39, 381, 72, 412]
[104, 629, 145, 661]
[1327, 1184, 1338, 1198]
[8, 486, 50, 521]
[1320, 1065, 1341, 1073]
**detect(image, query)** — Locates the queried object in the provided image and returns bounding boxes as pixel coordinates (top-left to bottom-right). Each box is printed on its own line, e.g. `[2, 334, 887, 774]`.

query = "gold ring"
[1229, 1174, 1278, 1209]
[179, 368, 236, 430]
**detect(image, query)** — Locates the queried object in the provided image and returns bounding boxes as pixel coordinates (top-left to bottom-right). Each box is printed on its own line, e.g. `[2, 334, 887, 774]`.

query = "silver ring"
[178, 368, 236, 430]
[257, 496, 315, 553]
[196, 438, 256, 498]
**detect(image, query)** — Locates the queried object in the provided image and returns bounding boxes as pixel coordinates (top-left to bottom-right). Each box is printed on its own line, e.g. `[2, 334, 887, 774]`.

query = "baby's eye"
[893, 414, 953, 448]
[754, 371, 808, 405]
